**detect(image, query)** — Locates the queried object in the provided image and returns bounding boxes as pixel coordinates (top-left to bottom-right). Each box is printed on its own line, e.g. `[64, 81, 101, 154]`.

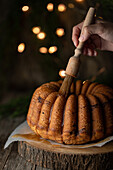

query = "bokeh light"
[22, 6, 29, 12]
[58, 4, 66, 12]
[56, 28, 65, 37]
[59, 70, 66, 78]
[75, 0, 84, 2]
[48, 46, 57, 54]
[98, 16, 103, 20]
[39, 47, 48, 54]
[32, 27, 41, 34]
[18, 43, 25, 53]
[37, 32, 46, 40]
[68, 3, 75, 8]
[47, 3, 54, 12]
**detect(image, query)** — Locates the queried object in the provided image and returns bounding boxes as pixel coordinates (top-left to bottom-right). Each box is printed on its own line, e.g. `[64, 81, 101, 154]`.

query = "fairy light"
[98, 16, 103, 20]
[48, 46, 57, 54]
[59, 70, 66, 78]
[47, 3, 54, 12]
[18, 43, 25, 53]
[22, 6, 29, 12]
[68, 3, 75, 8]
[56, 28, 65, 37]
[37, 32, 46, 40]
[75, 0, 84, 2]
[32, 27, 41, 34]
[58, 4, 66, 12]
[39, 47, 48, 54]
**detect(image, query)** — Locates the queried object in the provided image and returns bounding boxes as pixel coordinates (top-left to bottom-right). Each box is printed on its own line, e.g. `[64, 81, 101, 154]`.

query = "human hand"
[72, 19, 113, 56]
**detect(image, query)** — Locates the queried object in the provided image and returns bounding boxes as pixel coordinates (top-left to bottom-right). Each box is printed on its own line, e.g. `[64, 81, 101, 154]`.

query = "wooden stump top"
[24, 139, 113, 155]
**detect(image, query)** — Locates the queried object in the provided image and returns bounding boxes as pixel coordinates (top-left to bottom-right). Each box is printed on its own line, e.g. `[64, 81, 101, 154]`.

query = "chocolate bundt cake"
[27, 80, 113, 144]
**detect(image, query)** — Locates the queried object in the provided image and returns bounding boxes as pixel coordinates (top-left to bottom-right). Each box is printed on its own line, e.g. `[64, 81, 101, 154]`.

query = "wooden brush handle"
[65, 7, 95, 78]
[59, 7, 95, 97]
[74, 7, 95, 57]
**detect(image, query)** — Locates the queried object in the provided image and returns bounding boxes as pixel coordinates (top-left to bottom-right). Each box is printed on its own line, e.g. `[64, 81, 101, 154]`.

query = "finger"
[79, 23, 105, 42]
[94, 50, 98, 56]
[87, 48, 93, 56]
[72, 31, 79, 47]
[72, 22, 83, 47]
[83, 47, 97, 56]
[90, 49, 98, 56]
[83, 47, 92, 56]
[82, 46, 98, 56]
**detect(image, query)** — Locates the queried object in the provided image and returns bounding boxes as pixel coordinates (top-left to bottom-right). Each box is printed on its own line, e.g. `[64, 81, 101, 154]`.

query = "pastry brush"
[59, 7, 95, 97]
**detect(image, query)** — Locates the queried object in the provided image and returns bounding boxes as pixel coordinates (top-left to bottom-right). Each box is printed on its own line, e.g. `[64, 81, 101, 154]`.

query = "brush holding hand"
[72, 19, 113, 56]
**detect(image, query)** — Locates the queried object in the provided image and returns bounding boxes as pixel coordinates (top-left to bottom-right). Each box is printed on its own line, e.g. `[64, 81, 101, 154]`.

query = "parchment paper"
[4, 121, 113, 149]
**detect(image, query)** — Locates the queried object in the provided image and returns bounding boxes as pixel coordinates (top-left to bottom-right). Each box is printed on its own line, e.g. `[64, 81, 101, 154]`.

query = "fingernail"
[94, 51, 97, 56]
[79, 35, 84, 42]
[73, 41, 77, 47]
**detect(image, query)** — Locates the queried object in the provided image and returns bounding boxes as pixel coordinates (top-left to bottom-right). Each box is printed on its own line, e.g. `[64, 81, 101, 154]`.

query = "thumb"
[79, 24, 102, 42]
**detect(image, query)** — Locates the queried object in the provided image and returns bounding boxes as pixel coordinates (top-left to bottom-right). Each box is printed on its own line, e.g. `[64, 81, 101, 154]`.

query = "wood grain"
[0, 117, 50, 170]
[18, 141, 113, 170]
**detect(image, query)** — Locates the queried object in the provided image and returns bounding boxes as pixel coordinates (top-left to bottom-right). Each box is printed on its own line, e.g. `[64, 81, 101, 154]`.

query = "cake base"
[18, 141, 113, 170]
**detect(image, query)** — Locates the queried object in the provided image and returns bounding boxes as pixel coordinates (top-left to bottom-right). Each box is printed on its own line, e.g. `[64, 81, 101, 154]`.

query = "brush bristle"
[59, 75, 74, 97]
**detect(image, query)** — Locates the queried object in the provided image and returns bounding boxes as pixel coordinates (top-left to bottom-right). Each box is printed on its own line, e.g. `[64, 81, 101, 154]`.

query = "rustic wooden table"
[0, 116, 50, 170]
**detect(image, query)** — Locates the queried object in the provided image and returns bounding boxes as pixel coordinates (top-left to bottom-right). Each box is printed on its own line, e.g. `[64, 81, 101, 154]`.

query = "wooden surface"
[0, 116, 50, 170]
[1, 116, 113, 170]
[18, 140, 113, 170]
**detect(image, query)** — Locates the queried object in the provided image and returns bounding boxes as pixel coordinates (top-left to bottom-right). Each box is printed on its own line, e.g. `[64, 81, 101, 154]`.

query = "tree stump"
[18, 141, 113, 170]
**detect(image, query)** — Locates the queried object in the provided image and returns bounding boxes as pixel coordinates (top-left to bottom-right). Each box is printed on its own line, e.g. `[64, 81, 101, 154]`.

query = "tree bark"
[18, 141, 113, 170]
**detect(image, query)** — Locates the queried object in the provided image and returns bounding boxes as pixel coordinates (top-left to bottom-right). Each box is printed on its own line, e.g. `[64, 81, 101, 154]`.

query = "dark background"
[0, 0, 113, 118]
